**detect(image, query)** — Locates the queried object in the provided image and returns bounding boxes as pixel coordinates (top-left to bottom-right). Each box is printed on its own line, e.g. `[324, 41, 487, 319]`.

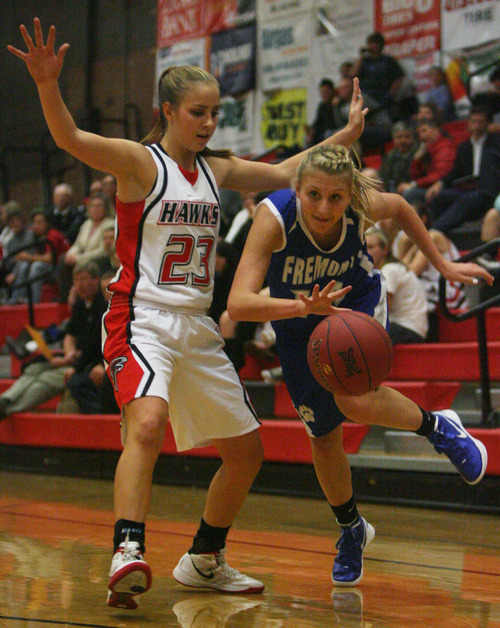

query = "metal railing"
[439, 237, 500, 427]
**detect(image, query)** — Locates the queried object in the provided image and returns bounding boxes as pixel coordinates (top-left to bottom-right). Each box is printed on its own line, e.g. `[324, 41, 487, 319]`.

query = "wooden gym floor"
[0, 471, 498, 627]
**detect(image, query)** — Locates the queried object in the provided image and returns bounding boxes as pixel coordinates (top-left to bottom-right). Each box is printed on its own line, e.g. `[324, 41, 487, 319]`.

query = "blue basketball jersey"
[263, 188, 383, 339]
[261, 188, 387, 437]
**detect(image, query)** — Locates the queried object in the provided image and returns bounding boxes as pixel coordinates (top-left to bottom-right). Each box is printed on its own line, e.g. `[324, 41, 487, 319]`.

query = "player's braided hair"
[294, 144, 381, 220]
[142, 65, 232, 158]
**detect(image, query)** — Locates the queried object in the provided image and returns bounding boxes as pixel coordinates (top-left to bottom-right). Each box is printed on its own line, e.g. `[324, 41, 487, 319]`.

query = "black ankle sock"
[113, 519, 146, 553]
[415, 407, 436, 436]
[188, 518, 230, 554]
[330, 495, 360, 527]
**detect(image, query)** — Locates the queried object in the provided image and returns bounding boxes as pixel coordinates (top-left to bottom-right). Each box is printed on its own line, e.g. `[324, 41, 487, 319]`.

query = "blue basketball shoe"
[332, 517, 375, 587]
[428, 410, 488, 485]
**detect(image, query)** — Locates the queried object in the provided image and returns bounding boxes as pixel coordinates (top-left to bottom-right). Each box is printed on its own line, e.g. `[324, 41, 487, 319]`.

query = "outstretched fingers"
[34, 17, 45, 47]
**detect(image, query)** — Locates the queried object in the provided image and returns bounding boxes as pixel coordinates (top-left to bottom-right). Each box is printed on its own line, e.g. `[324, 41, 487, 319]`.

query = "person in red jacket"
[397, 120, 456, 205]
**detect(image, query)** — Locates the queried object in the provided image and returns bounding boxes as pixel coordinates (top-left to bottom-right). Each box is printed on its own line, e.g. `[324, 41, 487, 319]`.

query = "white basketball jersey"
[109, 144, 221, 313]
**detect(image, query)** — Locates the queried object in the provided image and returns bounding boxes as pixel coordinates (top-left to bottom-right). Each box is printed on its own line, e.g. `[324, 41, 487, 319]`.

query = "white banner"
[441, 0, 500, 52]
[154, 39, 206, 107]
[209, 92, 256, 157]
[309, 0, 373, 120]
[257, 0, 314, 21]
[258, 11, 312, 90]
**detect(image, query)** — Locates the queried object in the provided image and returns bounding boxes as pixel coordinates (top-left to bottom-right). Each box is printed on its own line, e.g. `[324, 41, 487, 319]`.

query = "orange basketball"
[307, 311, 393, 396]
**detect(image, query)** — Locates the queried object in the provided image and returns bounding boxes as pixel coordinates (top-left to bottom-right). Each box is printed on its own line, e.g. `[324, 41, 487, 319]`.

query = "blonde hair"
[142, 65, 231, 158]
[294, 145, 381, 220]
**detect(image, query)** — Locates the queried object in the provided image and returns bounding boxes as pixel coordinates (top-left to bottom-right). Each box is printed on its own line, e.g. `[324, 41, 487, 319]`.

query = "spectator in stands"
[424, 66, 455, 123]
[45, 183, 85, 245]
[305, 79, 336, 146]
[471, 65, 500, 134]
[365, 227, 428, 344]
[102, 174, 117, 215]
[13, 209, 69, 303]
[415, 102, 443, 127]
[378, 122, 418, 192]
[64, 261, 118, 415]
[56, 192, 115, 302]
[332, 77, 392, 153]
[398, 120, 456, 205]
[224, 190, 268, 261]
[339, 60, 353, 80]
[481, 193, 500, 244]
[89, 179, 103, 195]
[424, 106, 500, 234]
[350, 32, 404, 120]
[95, 226, 119, 275]
[396, 205, 468, 340]
[1, 205, 35, 304]
[0, 200, 18, 253]
[0, 261, 112, 419]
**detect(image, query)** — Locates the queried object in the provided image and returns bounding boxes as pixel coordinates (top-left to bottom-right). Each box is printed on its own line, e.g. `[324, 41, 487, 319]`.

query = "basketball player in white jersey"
[8, 19, 366, 609]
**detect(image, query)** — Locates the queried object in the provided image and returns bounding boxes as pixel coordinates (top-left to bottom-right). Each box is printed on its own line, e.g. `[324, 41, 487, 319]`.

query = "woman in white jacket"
[56, 192, 115, 301]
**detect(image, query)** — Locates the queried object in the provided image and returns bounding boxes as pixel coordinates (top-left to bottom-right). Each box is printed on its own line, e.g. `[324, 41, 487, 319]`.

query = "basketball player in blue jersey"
[228, 144, 493, 587]
[8, 19, 367, 608]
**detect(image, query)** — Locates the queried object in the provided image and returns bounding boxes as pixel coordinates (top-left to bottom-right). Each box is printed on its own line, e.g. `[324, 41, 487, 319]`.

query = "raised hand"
[7, 17, 69, 85]
[347, 77, 369, 140]
[298, 279, 352, 316]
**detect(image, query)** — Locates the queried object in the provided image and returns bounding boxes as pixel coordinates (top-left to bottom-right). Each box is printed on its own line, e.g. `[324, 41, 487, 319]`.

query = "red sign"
[157, 0, 250, 48]
[374, 0, 441, 59]
[157, 0, 206, 47]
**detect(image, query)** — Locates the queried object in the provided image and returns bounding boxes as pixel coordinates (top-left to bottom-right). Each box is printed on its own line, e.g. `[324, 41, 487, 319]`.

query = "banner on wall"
[441, 1, 500, 52]
[257, 0, 313, 21]
[374, 0, 440, 59]
[259, 12, 311, 90]
[260, 88, 307, 149]
[374, 0, 440, 95]
[157, 0, 256, 47]
[207, 0, 256, 31]
[309, 1, 373, 119]
[154, 39, 206, 107]
[210, 92, 256, 156]
[157, 0, 206, 47]
[210, 23, 256, 96]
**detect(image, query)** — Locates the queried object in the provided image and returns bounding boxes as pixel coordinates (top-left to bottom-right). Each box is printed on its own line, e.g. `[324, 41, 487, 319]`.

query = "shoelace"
[121, 534, 142, 561]
[335, 525, 361, 553]
[215, 550, 245, 580]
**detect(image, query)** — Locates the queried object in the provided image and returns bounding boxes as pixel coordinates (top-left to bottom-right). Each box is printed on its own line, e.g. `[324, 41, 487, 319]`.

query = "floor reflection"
[0, 473, 499, 627]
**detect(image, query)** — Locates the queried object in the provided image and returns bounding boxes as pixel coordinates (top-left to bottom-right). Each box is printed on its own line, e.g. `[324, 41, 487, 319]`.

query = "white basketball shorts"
[102, 302, 260, 451]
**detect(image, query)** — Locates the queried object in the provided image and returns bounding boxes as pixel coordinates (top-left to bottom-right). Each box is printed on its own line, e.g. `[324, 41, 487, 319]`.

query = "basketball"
[307, 311, 393, 396]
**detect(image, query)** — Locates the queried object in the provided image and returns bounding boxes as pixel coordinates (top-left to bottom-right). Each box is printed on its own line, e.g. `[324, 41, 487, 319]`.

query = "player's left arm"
[368, 190, 494, 286]
[212, 79, 367, 193]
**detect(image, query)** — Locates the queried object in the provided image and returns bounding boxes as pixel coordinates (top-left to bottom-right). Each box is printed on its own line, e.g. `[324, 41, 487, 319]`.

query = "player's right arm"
[8, 19, 155, 203]
[227, 204, 350, 322]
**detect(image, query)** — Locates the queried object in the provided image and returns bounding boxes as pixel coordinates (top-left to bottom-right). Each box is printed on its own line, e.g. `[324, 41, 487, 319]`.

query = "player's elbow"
[226, 296, 243, 321]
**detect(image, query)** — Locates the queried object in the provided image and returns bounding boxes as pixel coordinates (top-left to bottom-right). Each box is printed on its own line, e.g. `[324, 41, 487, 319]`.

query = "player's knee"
[334, 393, 372, 423]
[310, 428, 341, 456]
[228, 435, 264, 477]
[129, 412, 167, 451]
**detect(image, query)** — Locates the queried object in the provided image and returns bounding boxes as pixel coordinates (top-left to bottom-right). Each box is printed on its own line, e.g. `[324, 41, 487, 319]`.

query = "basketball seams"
[331, 312, 371, 394]
[325, 317, 353, 395]
[347, 311, 393, 372]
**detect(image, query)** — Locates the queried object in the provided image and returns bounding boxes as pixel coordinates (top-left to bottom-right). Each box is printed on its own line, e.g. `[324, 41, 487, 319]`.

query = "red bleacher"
[0, 299, 499, 475]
